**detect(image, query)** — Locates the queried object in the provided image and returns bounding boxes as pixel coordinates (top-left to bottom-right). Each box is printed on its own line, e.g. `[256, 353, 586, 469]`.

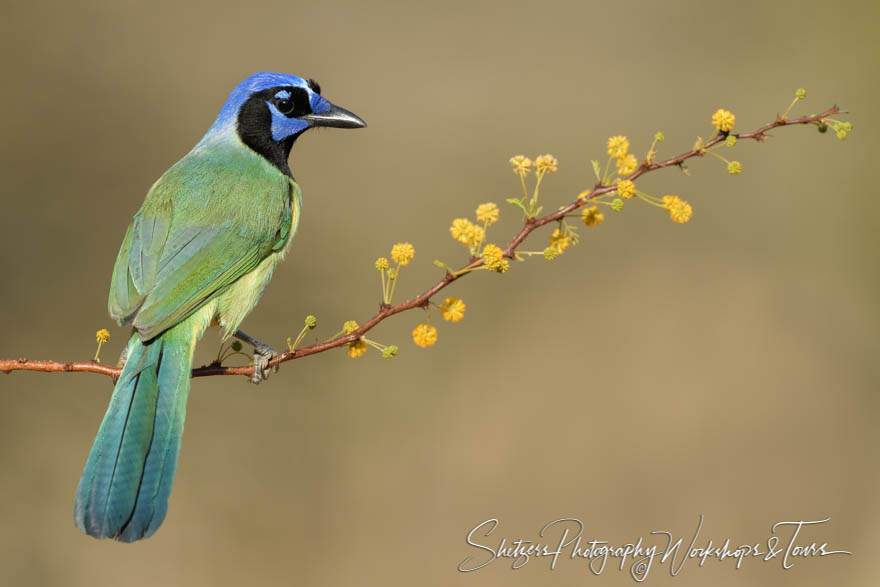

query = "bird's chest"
[213, 180, 301, 335]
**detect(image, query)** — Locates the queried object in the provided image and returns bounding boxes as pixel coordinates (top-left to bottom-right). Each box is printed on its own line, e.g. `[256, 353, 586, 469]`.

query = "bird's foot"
[251, 346, 278, 384]
[233, 329, 280, 385]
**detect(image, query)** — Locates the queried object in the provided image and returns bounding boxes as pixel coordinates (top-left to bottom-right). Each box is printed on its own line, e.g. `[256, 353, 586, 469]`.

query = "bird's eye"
[276, 99, 294, 114]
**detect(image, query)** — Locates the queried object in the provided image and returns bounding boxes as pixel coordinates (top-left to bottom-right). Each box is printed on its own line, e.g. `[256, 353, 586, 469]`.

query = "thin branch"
[0, 106, 841, 380]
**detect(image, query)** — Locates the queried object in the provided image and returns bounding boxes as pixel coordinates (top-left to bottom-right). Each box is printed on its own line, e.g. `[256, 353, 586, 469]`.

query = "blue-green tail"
[74, 324, 195, 542]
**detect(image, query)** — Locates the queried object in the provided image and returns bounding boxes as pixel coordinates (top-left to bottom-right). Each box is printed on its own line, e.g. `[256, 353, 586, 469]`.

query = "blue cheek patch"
[268, 102, 309, 141]
[310, 94, 331, 114]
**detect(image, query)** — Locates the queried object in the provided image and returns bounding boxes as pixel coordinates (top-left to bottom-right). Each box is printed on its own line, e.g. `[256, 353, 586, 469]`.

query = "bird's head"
[206, 71, 366, 175]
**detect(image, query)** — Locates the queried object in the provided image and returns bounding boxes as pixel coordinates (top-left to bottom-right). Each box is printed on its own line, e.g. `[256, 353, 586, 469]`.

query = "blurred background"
[1, 0, 877, 585]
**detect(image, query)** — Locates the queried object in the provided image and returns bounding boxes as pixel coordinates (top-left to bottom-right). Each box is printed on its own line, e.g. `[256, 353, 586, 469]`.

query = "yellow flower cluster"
[346, 339, 367, 358]
[339, 319, 397, 359]
[831, 120, 853, 141]
[408, 296, 467, 350]
[548, 228, 571, 252]
[475, 202, 499, 225]
[378, 243, 417, 305]
[542, 221, 579, 261]
[711, 109, 736, 132]
[412, 323, 438, 348]
[450, 218, 485, 249]
[93, 328, 111, 362]
[481, 243, 509, 272]
[543, 247, 560, 260]
[606, 135, 638, 178]
[509, 155, 533, 175]
[441, 297, 466, 322]
[509, 154, 559, 176]
[581, 206, 604, 227]
[616, 179, 635, 200]
[391, 242, 415, 266]
[607, 135, 630, 159]
[662, 195, 693, 223]
[535, 154, 558, 174]
[616, 154, 638, 176]
[727, 161, 742, 175]
[449, 201, 503, 262]
[482, 243, 503, 264]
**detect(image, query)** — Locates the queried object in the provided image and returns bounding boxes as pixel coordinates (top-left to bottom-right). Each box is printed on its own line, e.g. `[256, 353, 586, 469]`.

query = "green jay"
[74, 72, 365, 542]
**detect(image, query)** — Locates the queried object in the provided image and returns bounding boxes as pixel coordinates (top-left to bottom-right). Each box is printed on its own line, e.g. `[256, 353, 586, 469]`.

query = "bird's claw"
[250, 344, 279, 385]
[232, 329, 280, 385]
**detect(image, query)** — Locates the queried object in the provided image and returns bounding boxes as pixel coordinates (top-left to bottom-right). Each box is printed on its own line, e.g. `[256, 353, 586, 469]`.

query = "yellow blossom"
[607, 135, 630, 159]
[548, 228, 571, 252]
[390, 242, 415, 266]
[543, 247, 560, 260]
[727, 161, 742, 175]
[662, 195, 693, 224]
[483, 243, 510, 272]
[412, 323, 438, 348]
[475, 202, 500, 225]
[450, 218, 484, 248]
[343, 320, 359, 334]
[491, 259, 510, 273]
[535, 154, 558, 174]
[450, 218, 474, 244]
[469, 225, 485, 248]
[346, 339, 367, 358]
[616, 154, 638, 176]
[578, 189, 591, 201]
[616, 179, 635, 200]
[441, 297, 466, 322]
[482, 244, 504, 264]
[94, 328, 111, 362]
[711, 109, 736, 132]
[375, 257, 389, 271]
[509, 155, 533, 175]
[581, 206, 604, 227]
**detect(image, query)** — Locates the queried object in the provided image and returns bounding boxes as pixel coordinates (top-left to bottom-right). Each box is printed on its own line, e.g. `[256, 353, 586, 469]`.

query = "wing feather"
[106, 148, 294, 341]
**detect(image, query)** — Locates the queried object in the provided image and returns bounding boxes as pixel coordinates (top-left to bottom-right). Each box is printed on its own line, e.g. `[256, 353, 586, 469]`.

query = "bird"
[73, 72, 365, 542]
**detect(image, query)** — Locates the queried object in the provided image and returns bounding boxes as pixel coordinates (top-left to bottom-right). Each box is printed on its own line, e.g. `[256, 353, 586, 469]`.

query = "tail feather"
[74, 323, 194, 542]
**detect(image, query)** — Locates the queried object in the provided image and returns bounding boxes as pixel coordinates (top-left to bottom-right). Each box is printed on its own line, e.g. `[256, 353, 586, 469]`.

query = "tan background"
[1, 0, 877, 585]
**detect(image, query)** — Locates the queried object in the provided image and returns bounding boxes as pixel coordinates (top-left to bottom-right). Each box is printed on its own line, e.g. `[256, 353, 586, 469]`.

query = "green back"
[109, 143, 300, 341]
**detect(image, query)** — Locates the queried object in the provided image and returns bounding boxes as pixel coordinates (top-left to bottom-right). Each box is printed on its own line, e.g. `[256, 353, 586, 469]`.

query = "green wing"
[108, 148, 294, 341]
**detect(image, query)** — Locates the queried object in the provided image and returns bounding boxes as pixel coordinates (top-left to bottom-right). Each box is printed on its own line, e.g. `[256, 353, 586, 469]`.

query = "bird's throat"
[238, 130, 297, 178]
[236, 95, 299, 178]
